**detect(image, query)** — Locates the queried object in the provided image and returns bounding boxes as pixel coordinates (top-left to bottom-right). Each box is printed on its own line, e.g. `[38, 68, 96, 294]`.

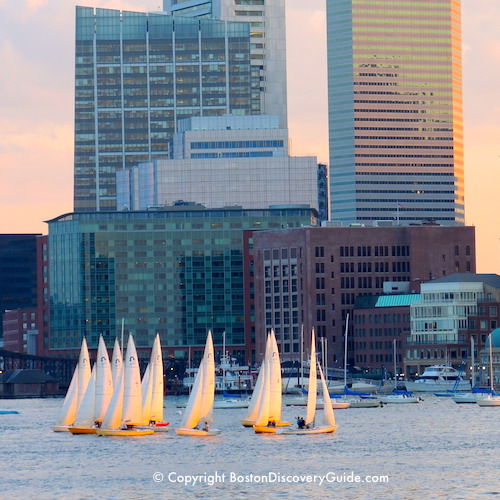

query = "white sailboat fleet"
[52, 332, 169, 436]
[175, 331, 221, 436]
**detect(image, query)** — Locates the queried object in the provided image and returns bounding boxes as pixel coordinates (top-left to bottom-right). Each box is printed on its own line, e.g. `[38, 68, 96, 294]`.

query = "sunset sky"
[0, 0, 498, 274]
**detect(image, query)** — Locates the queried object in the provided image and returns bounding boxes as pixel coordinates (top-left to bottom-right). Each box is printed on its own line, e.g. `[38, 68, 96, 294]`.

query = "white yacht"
[404, 365, 471, 393]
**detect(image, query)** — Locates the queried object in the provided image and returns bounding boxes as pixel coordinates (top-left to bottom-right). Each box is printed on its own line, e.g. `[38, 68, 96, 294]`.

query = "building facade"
[74, 7, 259, 212]
[46, 207, 318, 363]
[0, 234, 40, 341]
[326, 0, 464, 225]
[251, 225, 475, 365]
[163, 0, 288, 127]
[116, 115, 318, 212]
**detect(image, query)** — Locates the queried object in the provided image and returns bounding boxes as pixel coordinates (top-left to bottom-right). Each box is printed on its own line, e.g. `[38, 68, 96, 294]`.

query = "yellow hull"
[242, 420, 290, 428]
[95, 428, 154, 436]
[280, 425, 338, 435]
[175, 428, 222, 437]
[68, 426, 97, 435]
[254, 425, 278, 434]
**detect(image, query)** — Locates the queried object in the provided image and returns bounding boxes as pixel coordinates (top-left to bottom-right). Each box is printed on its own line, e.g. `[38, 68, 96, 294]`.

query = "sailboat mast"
[489, 333, 494, 391]
[471, 336, 475, 389]
[121, 318, 124, 351]
[344, 314, 349, 388]
[393, 339, 397, 386]
[300, 325, 304, 388]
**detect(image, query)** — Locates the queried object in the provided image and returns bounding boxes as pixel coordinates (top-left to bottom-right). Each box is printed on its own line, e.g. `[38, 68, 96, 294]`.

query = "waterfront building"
[478, 329, 500, 389]
[2, 308, 39, 355]
[353, 294, 421, 377]
[251, 225, 475, 365]
[46, 206, 318, 363]
[406, 273, 500, 378]
[326, 0, 464, 225]
[116, 115, 318, 211]
[74, 7, 259, 212]
[163, 0, 288, 127]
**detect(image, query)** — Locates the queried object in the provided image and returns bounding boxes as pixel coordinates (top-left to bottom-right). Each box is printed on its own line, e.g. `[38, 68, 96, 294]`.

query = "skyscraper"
[326, 0, 464, 225]
[74, 7, 258, 212]
[163, 0, 288, 128]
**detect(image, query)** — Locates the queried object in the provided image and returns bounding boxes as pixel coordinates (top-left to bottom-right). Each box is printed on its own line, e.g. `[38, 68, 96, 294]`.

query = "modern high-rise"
[326, 0, 464, 225]
[163, 0, 288, 128]
[74, 7, 259, 212]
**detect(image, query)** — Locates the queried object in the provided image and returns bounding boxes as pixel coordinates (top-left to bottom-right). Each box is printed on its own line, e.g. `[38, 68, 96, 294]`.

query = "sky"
[0, 0, 498, 274]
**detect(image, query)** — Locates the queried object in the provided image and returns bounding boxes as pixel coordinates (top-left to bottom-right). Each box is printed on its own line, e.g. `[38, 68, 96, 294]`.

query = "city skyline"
[0, 0, 498, 274]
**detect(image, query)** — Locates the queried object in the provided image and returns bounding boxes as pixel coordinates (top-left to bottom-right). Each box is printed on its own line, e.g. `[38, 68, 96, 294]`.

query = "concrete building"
[116, 115, 318, 211]
[406, 273, 500, 378]
[251, 225, 475, 365]
[163, 0, 288, 127]
[46, 206, 318, 363]
[326, 0, 464, 225]
[74, 7, 259, 212]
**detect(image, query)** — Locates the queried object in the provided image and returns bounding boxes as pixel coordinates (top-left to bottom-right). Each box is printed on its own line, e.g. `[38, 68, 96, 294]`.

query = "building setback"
[326, 0, 464, 225]
[46, 206, 318, 363]
[251, 225, 475, 365]
[74, 7, 259, 212]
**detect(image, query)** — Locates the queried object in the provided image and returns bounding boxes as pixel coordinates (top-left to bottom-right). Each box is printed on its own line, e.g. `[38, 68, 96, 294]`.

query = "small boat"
[69, 335, 114, 435]
[0, 410, 20, 415]
[379, 392, 420, 404]
[280, 330, 338, 435]
[252, 330, 290, 433]
[474, 333, 500, 407]
[175, 331, 221, 436]
[96, 334, 153, 436]
[51, 337, 91, 432]
[404, 365, 471, 393]
[451, 392, 476, 404]
[213, 398, 249, 409]
[137, 334, 169, 432]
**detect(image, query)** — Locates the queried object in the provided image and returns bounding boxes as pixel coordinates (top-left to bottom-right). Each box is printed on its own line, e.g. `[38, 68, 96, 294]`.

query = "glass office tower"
[163, 0, 288, 128]
[327, 0, 464, 225]
[74, 7, 258, 212]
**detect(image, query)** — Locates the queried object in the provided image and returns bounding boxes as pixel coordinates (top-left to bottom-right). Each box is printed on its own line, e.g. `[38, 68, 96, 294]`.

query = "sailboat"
[475, 333, 500, 407]
[96, 334, 154, 436]
[281, 330, 338, 435]
[252, 330, 290, 433]
[69, 335, 114, 434]
[379, 340, 420, 404]
[138, 334, 169, 431]
[51, 337, 92, 432]
[175, 331, 221, 436]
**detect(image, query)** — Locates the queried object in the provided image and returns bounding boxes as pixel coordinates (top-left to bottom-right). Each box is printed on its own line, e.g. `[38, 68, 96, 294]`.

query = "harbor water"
[0, 396, 498, 499]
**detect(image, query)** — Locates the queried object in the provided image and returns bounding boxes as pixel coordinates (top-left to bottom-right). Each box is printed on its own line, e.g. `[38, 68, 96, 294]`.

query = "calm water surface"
[0, 396, 498, 499]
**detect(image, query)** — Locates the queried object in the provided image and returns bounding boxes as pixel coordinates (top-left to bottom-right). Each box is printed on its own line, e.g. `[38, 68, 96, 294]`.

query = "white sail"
[318, 362, 336, 428]
[101, 367, 124, 430]
[149, 335, 164, 422]
[268, 330, 282, 421]
[141, 364, 152, 423]
[72, 367, 96, 428]
[55, 367, 78, 426]
[242, 334, 270, 423]
[77, 337, 91, 409]
[254, 347, 271, 427]
[181, 331, 215, 429]
[111, 338, 123, 386]
[305, 330, 317, 426]
[94, 335, 113, 423]
[122, 334, 144, 425]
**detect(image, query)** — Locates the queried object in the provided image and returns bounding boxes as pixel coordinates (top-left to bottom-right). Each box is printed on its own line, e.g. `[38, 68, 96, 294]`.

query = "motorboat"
[404, 365, 471, 393]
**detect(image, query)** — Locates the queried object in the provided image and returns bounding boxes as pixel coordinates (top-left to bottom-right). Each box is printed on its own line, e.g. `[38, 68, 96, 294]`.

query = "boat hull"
[136, 423, 170, 433]
[452, 393, 476, 404]
[253, 425, 278, 434]
[379, 395, 419, 404]
[213, 400, 249, 409]
[51, 425, 71, 432]
[95, 428, 154, 436]
[475, 396, 500, 407]
[241, 419, 290, 428]
[68, 426, 97, 435]
[349, 400, 383, 408]
[0, 410, 20, 415]
[404, 380, 471, 393]
[280, 425, 338, 435]
[175, 428, 222, 436]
